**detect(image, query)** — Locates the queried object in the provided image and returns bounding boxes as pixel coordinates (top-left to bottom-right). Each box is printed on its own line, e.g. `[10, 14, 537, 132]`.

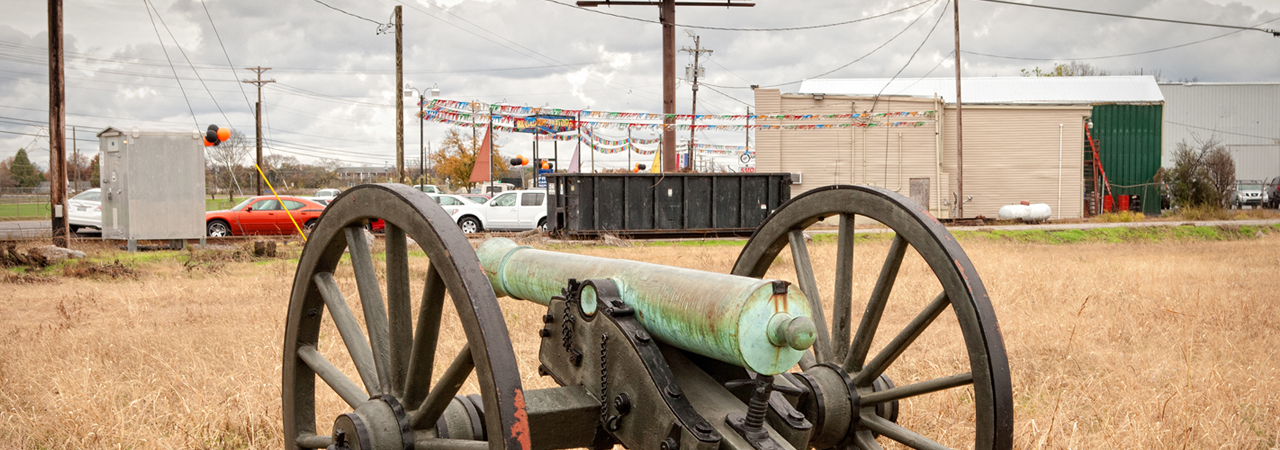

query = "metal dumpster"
[546, 173, 792, 238]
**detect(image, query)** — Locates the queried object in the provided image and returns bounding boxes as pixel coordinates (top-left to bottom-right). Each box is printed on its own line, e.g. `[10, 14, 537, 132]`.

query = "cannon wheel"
[732, 185, 1012, 450]
[283, 184, 530, 450]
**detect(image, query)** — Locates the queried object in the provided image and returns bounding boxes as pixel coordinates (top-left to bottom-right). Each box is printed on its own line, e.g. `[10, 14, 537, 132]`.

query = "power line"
[704, 0, 941, 89]
[199, 0, 256, 118]
[541, 0, 933, 31]
[962, 16, 1280, 61]
[141, 0, 198, 129]
[978, 0, 1280, 36]
[145, 0, 233, 127]
[310, 0, 384, 26]
[873, 0, 950, 109]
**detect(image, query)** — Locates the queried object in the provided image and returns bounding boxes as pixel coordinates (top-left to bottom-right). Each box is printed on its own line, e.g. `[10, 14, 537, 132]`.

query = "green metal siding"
[1090, 104, 1163, 215]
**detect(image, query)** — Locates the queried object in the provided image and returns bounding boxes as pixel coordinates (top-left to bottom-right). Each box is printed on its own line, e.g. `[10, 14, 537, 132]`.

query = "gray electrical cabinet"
[96, 126, 207, 250]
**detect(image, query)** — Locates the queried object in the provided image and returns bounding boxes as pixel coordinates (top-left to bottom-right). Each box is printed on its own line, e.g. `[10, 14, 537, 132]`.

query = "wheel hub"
[796, 364, 899, 448]
[329, 396, 414, 450]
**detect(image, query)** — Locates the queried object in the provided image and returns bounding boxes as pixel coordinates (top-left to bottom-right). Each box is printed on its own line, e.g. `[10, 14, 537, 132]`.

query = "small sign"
[537, 168, 553, 188]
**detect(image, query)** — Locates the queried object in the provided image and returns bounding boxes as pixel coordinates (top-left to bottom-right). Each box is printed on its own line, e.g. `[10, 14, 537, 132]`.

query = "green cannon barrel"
[477, 238, 815, 375]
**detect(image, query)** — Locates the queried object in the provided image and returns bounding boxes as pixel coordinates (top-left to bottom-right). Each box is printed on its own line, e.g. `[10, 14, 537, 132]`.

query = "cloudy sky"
[2, 0, 1278, 172]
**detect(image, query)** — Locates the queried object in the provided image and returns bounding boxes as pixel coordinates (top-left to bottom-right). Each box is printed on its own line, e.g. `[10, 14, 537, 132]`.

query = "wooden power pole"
[394, 5, 405, 184]
[953, 0, 964, 218]
[49, 0, 68, 247]
[681, 33, 711, 171]
[242, 67, 274, 196]
[576, 0, 753, 172]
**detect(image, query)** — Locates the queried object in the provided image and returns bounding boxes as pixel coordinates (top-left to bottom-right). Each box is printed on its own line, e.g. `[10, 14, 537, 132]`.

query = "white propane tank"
[1026, 203, 1052, 222]
[998, 204, 1030, 220]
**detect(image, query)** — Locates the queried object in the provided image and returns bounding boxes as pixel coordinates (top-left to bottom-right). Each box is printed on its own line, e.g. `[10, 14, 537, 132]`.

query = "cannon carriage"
[282, 184, 1011, 450]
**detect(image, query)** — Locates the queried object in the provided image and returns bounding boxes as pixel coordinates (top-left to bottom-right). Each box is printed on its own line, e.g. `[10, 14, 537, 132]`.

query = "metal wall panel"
[546, 173, 791, 237]
[1091, 104, 1164, 215]
[98, 128, 206, 241]
[1160, 83, 1280, 181]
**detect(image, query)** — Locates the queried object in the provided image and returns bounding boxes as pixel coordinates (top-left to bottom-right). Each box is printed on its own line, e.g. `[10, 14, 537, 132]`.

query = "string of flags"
[422, 110, 931, 131]
[425, 98, 936, 124]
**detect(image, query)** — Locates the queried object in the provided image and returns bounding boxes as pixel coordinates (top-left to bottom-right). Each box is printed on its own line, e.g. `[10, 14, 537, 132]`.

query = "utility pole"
[394, 5, 405, 184]
[71, 125, 77, 189]
[242, 66, 274, 196]
[681, 33, 711, 171]
[953, 0, 964, 218]
[576, 0, 753, 172]
[49, 0, 68, 247]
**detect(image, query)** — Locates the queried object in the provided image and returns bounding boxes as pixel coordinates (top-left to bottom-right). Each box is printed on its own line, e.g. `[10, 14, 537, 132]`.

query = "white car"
[68, 188, 102, 234]
[480, 190, 548, 231]
[314, 188, 341, 199]
[414, 184, 440, 194]
[430, 194, 488, 234]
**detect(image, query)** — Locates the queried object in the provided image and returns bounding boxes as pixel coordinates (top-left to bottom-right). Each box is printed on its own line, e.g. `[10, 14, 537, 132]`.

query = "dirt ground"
[0, 234, 1277, 449]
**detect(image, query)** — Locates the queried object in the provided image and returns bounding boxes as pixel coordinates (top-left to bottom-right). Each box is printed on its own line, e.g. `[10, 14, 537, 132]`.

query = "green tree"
[89, 156, 100, 188]
[1021, 61, 1110, 77]
[1167, 138, 1235, 208]
[10, 148, 45, 188]
[427, 127, 507, 192]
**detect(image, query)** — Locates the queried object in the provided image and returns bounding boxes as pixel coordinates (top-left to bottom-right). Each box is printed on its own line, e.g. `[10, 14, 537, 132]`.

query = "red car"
[206, 196, 328, 236]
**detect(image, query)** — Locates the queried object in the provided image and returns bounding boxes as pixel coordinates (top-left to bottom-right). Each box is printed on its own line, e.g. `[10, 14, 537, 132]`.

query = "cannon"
[282, 184, 1012, 450]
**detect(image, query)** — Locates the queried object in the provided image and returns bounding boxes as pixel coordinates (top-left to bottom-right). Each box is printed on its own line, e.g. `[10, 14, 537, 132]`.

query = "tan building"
[753, 76, 1163, 219]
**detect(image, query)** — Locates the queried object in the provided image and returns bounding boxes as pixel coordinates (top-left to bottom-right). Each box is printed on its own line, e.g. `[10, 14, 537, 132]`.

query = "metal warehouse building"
[1159, 82, 1280, 183]
[753, 76, 1164, 219]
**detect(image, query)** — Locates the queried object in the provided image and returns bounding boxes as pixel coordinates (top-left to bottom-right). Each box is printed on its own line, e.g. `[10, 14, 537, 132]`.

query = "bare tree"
[207, 129, 250, 200]
[1167, 137, 1235, 208]
[1204, 145, 1236, 207]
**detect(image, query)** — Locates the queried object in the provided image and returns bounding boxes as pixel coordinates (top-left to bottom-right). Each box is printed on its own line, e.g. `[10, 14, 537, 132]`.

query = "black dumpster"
[546, 173, 793, 238]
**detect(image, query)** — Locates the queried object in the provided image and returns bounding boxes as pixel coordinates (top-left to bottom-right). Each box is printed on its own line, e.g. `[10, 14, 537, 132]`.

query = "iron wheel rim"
[731, 184, 1012, 450]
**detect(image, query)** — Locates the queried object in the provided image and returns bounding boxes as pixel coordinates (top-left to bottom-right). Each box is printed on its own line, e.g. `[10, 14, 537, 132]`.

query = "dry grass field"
[1, 231, 1277, 449]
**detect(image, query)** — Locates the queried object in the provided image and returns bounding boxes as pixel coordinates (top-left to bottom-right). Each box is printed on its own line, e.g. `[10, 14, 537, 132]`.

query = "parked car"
[432, 194, 487, 234]
[1266, 177, 1280, 208]
[460, 194, 490, 204]
[480, 190, 548, 231]
[303, 197, 332, 206]
[314, 188, 341, 199]
[205, 196, 328, 236]
[470, 183, 515, 196]
[414, 184, 440, 194]
[1231, 180, 1267, 209]
[68, 188, 101, 234]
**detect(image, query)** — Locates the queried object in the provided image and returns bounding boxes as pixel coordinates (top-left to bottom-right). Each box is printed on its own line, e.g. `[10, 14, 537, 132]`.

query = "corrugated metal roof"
[798, 76, 1164, 104]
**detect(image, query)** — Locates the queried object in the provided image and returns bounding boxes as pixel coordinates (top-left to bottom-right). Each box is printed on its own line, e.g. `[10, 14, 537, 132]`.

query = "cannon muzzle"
[477, 238, 814, 375]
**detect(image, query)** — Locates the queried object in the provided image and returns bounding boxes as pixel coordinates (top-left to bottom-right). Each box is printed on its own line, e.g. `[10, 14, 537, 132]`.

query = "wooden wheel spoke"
[855, 292, 950, 386]
[403, 262, 447, 411]
[859, 413, 952, 450]
[313, 272, 380, 395]
[853, 430, 884, 450]
[860, 372, 973, 405]
[831, 213, 857, 363]
[384, 224, 413, 397]
[788, 229, 831, 363]
[295, 434, 334, 449]
[298, 345, 368, 408]
[845, 236, 908, 373]
[409, 345, 475, 430]
[345, 225, 393, 396]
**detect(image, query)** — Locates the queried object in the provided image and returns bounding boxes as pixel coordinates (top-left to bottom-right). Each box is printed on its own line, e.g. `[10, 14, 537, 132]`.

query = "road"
[0, 220, 102, 240]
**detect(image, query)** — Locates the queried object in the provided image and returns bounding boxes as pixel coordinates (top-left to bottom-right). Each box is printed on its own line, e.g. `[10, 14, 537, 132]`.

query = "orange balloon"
[521, 155, 529, 165]
[216, 127, 230, 141]
[204, 139, 214, 147]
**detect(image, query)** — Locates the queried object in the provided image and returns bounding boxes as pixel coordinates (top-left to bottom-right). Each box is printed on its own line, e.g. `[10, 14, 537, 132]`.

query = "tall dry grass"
[1, 235, 1277, 449]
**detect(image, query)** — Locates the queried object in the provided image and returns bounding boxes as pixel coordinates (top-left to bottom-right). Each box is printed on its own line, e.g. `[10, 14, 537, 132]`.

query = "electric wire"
[704, 0, 941, 89]
[977, 0, 1280, 36]
[311, 0, 384, 26]
[145, 0, 233, 128]
[198, 0, 257, 117]
[541, 0, 933, 31]
[141, 0, 198, 129]
[963, 16, 1280, 61]
[872, 0, 950, 111]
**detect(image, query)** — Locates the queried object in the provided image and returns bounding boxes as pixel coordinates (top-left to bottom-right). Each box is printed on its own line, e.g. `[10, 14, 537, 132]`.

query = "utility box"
[96, 126, 207, 249]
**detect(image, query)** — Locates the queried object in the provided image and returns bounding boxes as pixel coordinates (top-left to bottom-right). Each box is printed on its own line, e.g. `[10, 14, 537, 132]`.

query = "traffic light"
[205, 124, 230, 147]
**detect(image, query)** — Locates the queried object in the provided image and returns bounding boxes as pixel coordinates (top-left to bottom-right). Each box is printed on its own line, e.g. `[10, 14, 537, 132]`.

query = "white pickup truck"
[478, 190, 547, 231]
